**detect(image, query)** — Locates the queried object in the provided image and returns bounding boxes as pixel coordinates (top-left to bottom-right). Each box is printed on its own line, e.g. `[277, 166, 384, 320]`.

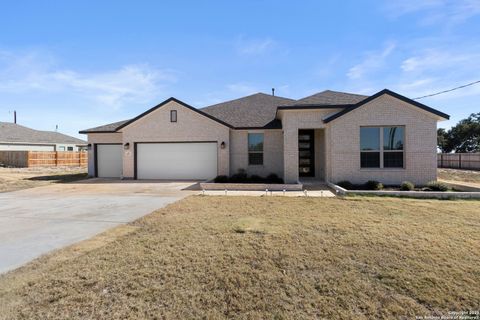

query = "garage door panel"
[97, 144, 123, 178]
[137, 142, 217, 180]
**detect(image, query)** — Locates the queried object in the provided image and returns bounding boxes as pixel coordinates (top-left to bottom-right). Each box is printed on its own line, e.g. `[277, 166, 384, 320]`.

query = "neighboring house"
[0, 122, 87, 151]
[79, 89, 449, 185]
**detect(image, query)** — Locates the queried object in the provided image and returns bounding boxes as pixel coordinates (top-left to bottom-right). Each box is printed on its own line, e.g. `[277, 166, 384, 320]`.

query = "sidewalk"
[199, 189, 336, 197]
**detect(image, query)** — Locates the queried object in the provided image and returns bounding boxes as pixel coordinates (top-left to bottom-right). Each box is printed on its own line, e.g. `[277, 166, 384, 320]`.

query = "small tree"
[437, 128, 453, 153]
[437, 112, 480, 153]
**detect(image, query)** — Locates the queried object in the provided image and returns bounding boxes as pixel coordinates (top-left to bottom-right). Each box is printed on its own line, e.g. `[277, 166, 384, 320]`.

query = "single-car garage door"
[96, 144, 123, 178]
[136, 142, 217, 180]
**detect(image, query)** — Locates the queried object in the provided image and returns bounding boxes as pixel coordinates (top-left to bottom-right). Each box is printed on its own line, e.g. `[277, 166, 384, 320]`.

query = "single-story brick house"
[79, 89, 449, 185]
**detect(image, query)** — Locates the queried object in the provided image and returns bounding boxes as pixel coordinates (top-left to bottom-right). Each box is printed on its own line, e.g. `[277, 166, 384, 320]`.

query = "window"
[67, 146, 74, 151]
[170, 110, 177, 122]
[248, 133, 264, 165]
[360, 126, 404, 168]
[58, 146, 65, 151]
[360, 127, 380, 168]
[383, 127, 404, 168]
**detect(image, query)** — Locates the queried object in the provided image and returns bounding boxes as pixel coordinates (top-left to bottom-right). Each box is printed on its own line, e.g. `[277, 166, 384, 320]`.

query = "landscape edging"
[327, 182, 480, 199]
[200, 182, 303, 191]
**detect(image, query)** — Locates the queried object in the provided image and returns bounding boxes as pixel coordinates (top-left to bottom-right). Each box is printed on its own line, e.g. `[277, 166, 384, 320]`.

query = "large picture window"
[248, 133, 264, 165]
[360, 126, 404, 168]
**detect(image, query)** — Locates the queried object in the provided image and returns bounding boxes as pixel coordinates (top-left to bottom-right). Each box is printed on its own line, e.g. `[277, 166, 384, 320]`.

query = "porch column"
[283, 128, 299, 183]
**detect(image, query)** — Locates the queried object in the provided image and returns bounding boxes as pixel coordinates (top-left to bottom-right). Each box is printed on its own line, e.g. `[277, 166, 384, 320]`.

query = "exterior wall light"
[220, 141, 226, 149]
[124, 142, 130, 150]
[87, 143, 92, 151]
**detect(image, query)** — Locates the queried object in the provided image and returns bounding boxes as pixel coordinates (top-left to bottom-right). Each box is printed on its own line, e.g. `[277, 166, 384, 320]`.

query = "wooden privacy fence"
[0, 151, 87, 167]
[438, 153, 480, 170]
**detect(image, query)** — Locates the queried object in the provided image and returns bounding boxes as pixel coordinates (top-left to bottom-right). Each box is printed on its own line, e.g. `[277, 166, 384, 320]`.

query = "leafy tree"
[438, 113, 480, 153]
[437, 128, 452, 153]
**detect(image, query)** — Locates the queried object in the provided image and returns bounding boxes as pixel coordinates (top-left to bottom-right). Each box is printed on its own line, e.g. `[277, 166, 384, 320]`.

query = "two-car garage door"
[136, 142, 217, 180]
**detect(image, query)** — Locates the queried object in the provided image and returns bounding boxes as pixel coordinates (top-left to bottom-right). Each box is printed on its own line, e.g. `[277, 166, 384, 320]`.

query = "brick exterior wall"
[328, 94, 438, 185]
[229, 129, 283, 177]
[120, 100, 230, 178]
[314, 129, 326, 180]
[280, 109, 341, 183]
[86, 132, 122, 177]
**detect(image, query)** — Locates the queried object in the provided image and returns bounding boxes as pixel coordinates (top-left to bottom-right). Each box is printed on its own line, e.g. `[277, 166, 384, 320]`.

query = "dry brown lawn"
[0, 167, 87, 192]
[0, 196, 479, 319]
[438, 168, 480, 185]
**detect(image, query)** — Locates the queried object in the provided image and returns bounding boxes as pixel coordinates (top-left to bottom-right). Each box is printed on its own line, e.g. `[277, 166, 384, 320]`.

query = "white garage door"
[96, 144, 123, 178]
[136, 142, 217, 180]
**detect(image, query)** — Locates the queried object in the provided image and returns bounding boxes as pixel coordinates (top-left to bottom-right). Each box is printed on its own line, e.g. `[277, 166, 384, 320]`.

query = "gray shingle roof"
[79, 119, 130, 134]
[294, 90, 368, 106]
[78, 90, 371, 132]
[0, 122, 86, 145]
[200, 93, 295, 128]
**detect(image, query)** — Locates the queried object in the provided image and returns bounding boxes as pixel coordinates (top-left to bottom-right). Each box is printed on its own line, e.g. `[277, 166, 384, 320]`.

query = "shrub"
[365, 180, 384, 190]
[266, 173, 283, 184]
[337, 180, 354, 190]
[400, 181, 415, 191]
[426, 181, 449, 192]
[230, 169, 248, 183]
[214, 175, 229, 183]
[214, 170, 284, 184]
[250, 175, 263, 183]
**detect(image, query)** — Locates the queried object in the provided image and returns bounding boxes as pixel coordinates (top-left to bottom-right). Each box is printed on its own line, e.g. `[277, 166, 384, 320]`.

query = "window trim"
[248, 132, 264, 166]
[360, 126, 405, 169]
[170, 110, 177, 122]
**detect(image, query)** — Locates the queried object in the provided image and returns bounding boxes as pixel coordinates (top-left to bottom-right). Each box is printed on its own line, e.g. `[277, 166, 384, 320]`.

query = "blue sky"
[1, 0, 479, 138]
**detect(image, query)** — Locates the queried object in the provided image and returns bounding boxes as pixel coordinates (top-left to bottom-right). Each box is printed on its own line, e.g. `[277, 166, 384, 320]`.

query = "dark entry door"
[298, 130, 315, 177]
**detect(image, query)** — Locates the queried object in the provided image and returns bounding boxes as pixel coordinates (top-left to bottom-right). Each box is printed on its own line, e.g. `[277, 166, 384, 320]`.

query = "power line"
[413, 80, 480, 100]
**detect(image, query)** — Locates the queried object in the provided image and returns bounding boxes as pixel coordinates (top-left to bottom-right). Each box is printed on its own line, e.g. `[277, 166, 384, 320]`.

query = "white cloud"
[385, 0, 443, 15]
[347, 42, 396, 80]
[235, 36, 276, 56]
[384, 0, 480, 25]
[342, 40, 480, 109]
[0, 49, 176, 109]
[397, 78, 436, 90]
[226, 82, 258, 95]
[397, 47, 480, 98]
[401, 50, 479, 73]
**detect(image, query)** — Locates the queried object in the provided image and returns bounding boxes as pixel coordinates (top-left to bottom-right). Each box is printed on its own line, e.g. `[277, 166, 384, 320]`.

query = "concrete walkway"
[0, 179, 198, 274]
[202, 189, 336, 197]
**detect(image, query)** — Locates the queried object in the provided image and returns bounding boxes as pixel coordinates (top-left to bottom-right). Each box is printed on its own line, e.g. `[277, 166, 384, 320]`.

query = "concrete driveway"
[0, 179, 198, 274]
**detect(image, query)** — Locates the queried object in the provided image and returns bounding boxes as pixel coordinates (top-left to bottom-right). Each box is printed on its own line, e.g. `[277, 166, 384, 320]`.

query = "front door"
[298, 130, 315, 177]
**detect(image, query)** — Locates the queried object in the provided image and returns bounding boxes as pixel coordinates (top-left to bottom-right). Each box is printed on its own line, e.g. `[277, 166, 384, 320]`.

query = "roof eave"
[323, 89, 450, 123]
[275, 104, 353, 119]
[115, 97, 233, 131]
[78, 130, 117, 134]
[277, 104, 354, 110]
[79, 97, 234, 134]
[233, 126, 283, 130]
